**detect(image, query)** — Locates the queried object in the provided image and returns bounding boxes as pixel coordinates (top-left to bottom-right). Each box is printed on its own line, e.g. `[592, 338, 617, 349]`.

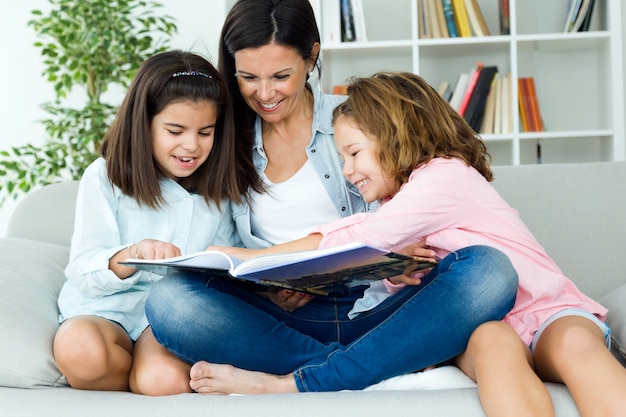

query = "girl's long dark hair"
[100, 50, 244, 209]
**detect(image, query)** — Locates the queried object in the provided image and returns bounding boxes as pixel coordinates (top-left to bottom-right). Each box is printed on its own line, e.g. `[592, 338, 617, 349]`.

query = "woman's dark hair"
[100, 50, 245, 209]
[219, 0, 322, 194]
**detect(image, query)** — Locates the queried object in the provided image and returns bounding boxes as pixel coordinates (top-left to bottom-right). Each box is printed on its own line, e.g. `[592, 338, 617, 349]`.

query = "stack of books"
[438, 62, 501, 133]
[418, 0, 491, 39]
[563, 0, 596, 32]
[321, 0, 367, 44]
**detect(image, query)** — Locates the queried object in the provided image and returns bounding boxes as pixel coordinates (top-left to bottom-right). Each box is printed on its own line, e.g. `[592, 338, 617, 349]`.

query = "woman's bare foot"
[189, 361, 298, 395]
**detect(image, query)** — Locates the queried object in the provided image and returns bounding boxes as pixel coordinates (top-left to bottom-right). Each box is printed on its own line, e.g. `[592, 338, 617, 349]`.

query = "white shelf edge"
[482, 130, 614, 142]
[322, 40, 413, 51]
[322, 32, 610, 50]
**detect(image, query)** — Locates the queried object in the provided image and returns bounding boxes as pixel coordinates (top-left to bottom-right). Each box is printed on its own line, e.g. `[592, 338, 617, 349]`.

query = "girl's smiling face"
[334, 115, 398, 203]
[151, 99, 217, 180]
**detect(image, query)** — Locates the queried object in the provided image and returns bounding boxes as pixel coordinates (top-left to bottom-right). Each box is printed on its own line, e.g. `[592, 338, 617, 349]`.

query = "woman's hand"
[262, 289, 315, 312]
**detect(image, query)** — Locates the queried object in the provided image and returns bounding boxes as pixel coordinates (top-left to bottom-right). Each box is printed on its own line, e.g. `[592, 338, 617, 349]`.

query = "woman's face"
[234, 43, 312, 124]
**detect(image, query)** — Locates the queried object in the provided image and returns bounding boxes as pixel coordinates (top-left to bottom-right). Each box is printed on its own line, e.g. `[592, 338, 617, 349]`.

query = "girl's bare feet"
[189, 361, 299, 395]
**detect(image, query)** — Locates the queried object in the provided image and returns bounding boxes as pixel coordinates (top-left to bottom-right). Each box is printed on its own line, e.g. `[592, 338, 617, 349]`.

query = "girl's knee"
[54, 321, 108, 370]
[468, 321, 524, 355]
[130, 360, 192, 396]
[538, 317, 607, 361]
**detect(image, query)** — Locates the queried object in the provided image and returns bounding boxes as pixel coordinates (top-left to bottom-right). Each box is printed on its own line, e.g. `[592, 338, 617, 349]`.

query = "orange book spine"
[517, 78, 530, 132]
[526, 77, 543, 132]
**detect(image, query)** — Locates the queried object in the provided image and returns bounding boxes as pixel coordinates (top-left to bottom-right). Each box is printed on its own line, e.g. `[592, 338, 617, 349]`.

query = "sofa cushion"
[600, 283, 626, 366]
[0, 237, 69, 388]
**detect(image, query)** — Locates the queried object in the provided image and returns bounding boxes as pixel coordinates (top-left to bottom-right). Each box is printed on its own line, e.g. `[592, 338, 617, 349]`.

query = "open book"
[119, 242, 437, 295]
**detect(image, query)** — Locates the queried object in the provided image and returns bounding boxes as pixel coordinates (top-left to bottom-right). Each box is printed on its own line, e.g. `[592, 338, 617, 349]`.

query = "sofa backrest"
[492, 161, 626, 300]
[6, 181, 79, 247]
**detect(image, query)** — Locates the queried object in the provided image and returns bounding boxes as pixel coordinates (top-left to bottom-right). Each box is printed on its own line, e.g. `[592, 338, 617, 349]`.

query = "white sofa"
[2, 161, 626, 417]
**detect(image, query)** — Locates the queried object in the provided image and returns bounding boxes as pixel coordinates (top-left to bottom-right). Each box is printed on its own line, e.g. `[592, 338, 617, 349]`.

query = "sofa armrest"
[6, 181, 79, 247]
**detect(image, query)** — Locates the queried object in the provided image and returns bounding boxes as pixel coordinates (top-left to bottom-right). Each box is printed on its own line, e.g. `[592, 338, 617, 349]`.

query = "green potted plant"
[0, 0, 177, 205]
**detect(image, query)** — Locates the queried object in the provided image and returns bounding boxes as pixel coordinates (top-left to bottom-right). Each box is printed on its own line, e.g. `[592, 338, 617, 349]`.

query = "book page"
[123, 250, 241, 271]
[232, 242, 380, 277]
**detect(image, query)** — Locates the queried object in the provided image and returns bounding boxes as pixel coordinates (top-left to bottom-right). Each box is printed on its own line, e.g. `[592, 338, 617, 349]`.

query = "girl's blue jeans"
[145, 245, 518, 392]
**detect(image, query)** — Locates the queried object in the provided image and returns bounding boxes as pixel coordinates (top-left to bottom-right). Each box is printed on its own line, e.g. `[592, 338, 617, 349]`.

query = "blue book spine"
[340, 0, 355, 41]
[442, 0, 458, 37]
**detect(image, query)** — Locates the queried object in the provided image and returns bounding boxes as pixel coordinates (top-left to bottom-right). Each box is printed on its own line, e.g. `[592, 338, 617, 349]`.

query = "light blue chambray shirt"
[58, 158, 237, 340]
[231, 86, 373, 250]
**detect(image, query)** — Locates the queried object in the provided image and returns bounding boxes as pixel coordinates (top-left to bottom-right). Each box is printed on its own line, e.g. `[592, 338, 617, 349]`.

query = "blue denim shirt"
[232, 86, 371, 249]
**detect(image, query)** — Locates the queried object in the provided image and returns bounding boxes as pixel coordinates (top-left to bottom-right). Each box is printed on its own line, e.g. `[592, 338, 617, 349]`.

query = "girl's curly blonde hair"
[332, 71, 493, 186]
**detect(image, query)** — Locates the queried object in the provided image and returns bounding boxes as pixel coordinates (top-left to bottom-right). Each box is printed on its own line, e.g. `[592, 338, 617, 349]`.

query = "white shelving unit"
[317, 0, 625, 166]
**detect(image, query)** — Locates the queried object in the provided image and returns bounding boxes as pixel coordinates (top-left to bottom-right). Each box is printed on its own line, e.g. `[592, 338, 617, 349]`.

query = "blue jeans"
[145, 245, 517, 392]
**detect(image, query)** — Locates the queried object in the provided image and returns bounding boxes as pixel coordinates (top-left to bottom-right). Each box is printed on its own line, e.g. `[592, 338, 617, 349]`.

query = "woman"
[145, 0, 518, 394]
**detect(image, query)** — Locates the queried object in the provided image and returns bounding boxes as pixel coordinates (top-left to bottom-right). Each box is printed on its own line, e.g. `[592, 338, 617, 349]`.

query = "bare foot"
[189, 361, 298, 395]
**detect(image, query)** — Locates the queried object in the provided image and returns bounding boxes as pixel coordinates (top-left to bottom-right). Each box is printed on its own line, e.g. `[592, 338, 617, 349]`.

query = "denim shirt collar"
[252, 85, 335, 156]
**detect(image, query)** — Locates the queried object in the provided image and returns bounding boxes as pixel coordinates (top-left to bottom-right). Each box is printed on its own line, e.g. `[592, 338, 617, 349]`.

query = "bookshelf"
[316, 0, 625, 166]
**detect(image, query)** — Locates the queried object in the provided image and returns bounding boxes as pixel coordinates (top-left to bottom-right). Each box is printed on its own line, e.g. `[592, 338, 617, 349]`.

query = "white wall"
[0, 0, 226, 235]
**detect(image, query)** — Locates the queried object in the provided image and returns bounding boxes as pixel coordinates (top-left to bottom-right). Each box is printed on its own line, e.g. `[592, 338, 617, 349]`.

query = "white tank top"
[250, 159, 342, 244]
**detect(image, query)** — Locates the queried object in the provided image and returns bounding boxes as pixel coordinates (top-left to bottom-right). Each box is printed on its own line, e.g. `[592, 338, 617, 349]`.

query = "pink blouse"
[313, 157, 606, 345]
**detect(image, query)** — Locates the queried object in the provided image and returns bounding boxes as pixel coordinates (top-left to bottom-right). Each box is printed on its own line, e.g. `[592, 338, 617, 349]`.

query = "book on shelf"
[419, 0, 442, 39]
[443, 85, 454, 101]
[491, 75, 503, 134]
[492, 74, 513, 134]
[480, 74, 498, 135]
[464, 65, 498, 132]
[434, 0, 450, 38]
[518, 77, 544, 133]
[578, 0, 595, 31]
[350, 0, 368, 42]
[340, 0, 356, 42]
[438, 80, 454, 101]
[441, 0, 459, 37]
[448, 72, 470, 111]
[464, 0, 490, 36]
[437, 80, 450, 97]
[503, 73, 513, 134]
[457, 61, 484, 116]
[518, 77, 530, 132]
[566, 0, 595, 32]
[526, 77, 544, 132]
[451, 0, 472, 37]
[418, 0, 427, 38]
[119, 242, 438, 295]
[322, 0, 342, 43]
[333, 84, 348, 95]
[498, 0, 510, 35]
[563, 0, 582, 32]
[426, 0, 443, 38]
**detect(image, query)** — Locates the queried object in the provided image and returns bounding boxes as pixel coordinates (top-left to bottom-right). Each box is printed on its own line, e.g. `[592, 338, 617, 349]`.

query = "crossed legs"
[53, 316, 191, 395]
